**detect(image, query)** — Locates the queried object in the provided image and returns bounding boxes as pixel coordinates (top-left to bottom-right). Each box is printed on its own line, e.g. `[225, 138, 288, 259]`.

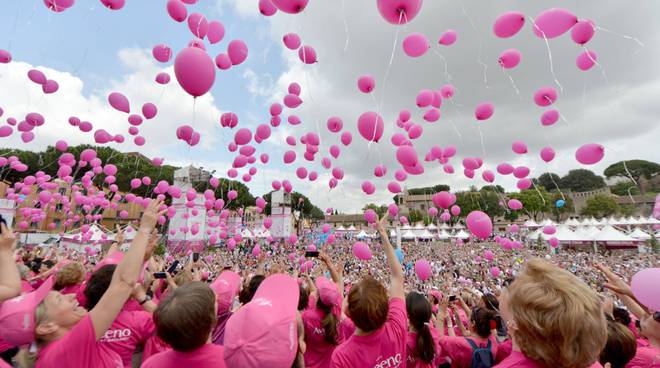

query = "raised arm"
[319, 252, 343, 291]
[376, 213, 404, 299]
[90, 199, 165, 339]
[0, 224, 21, 301]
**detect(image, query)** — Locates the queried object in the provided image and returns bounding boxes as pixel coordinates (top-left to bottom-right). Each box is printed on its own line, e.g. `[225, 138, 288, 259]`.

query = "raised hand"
[0, 223, 17, 254]
[140, 199, 166, 231]
[595, 263, 633, 298]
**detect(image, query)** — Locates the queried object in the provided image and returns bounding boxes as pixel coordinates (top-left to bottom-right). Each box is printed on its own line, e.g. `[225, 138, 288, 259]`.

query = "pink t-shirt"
[36, 315, 124, 368]
[626, 346, 660, 368]
[60, 284, 81, 296]
[302, 307, 352, 368]
[439, 335, 498, 368]
[99, 310, 155, 367]
[21, 280, 34, 293]
[0, 359, 10, 368]
[406, 327, 445, 368]
[142, 343, 227, 368]
[495, 338, 513, 363]
[494, 350, 604, 368]
[330, 297, 407, 368]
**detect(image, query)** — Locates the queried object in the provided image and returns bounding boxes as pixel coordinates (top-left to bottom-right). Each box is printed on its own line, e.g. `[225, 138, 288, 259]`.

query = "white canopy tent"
[336, 225, 346, 232]
[628, 228, 651, 240]
[418, 230, 433, 240]
[438, 230, 451, 240]
[356, 230, 368, 239]
[523, 219, 539, 228]
[593, 225, 640, 243]
[452, 229, 470, 239]
[401, 230, 416, 240]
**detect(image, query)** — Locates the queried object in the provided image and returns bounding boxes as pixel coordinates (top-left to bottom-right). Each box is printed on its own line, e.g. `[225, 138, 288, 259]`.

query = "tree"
[362, 203, 388, 218]
[534, 172, 562, 191]
[263, 191, 324, 221]
[509, 189, 551, 221]
[648, 234, 659, 253]
[610, 181, 640, 196]
[454, 190, 504, 221]
[559, 169, 606, 192]
[408, 209, 423, 224]
[580, 195, 620, 218]
[407, 184, 450, 195]
[481, 185, 505, 193]
[604, 160, 660, 195]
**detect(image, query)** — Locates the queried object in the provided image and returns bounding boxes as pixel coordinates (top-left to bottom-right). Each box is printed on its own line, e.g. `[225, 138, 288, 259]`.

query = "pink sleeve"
[439, 336, 467, 363]
[132, 311, 156, 343]
[307, 294, 317, 310]
[141, 336, 170, 364]
[387, 298, 407, 337]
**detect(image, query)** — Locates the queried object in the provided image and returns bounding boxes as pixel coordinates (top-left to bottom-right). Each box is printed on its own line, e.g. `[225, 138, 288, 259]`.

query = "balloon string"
[582, 45, 609, 84]
[459, 0, 488, 88]
[505, 71, 522, 100]
[532, 20, 563, 93]
[445, 98, 464, 144]
[431, 49, 452, 82]
[341, 0, 350, 52]
[476, 124, 487, 160]
[595, 26, 645, 55]
[378, 11, 403, 113]
[603, 145, 638, 204]
[531, 181, 546, 206]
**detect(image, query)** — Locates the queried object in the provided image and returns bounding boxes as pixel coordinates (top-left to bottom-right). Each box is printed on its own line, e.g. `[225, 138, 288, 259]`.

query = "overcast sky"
[0, 1, 658, 213]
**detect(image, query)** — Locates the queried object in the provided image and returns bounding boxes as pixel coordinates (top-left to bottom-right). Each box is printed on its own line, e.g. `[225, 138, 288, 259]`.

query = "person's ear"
[36, 321, 58, 337]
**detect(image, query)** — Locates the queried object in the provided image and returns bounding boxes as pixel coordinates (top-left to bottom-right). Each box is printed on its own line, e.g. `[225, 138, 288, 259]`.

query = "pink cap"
[223, 274, 299, 367]
[429, 290, 442, 303]
[210, 270, 241, 312]
[0, 277, 54, 346]
[316, 277, 340, 307]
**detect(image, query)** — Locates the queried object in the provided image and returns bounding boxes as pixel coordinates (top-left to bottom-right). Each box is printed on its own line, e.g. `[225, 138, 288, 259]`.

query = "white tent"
[564, 218, 580, 226]
[241, 228, 254, 238]
[389, 229, 397, 237]
[418, 230, 433, 240]
[336, 225, 346, 232]
[439, 223, 450, 230]
[426, 223, 438, 230]
[356, 230, 368, 239]
[593, 225, 639, 243]
[347, 225, 357, 233]
[539, 219, 555, 227]
[645, 216, 660, 225]
[629, 228, 651, 240]
[401, 224, 413, 231]
[453, 229, 470, 239]
[401, 230, 416, 240]
[438, 230, 451, 240]
[452, 223, 465, 229]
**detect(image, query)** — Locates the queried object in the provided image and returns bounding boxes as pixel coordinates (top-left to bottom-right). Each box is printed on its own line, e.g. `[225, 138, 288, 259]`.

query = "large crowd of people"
[0, 204, 658, 367]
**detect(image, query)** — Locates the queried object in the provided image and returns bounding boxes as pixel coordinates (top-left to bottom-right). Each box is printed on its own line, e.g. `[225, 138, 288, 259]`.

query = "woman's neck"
[355, 327, 376, 336]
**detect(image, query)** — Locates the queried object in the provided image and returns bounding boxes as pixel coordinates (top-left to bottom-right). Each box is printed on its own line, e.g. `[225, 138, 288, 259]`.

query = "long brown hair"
[316, 298, 339, 345]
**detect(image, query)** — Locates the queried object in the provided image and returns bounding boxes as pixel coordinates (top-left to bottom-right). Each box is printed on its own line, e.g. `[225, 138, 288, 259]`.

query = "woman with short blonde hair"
[497, 258, 607, 368]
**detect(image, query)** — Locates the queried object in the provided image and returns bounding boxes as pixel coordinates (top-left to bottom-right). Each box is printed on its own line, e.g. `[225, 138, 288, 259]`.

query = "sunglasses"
[654, 311, 660, 323]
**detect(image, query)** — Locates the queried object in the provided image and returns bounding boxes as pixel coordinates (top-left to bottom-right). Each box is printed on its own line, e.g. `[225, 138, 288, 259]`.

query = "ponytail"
[317, 299, 339, 345]
[414, 322, 435, 364]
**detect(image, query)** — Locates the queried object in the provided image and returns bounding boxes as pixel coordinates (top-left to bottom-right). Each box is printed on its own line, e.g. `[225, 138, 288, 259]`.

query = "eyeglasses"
[654, 311, 660, 323]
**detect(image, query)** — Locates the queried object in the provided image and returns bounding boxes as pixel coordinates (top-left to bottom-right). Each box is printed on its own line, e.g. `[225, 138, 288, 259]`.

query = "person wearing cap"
[302, 252, 351, 368]
[141, 281, 226, 368]
[0, 199, 166, 368]
[210, 270, 241, 345]
[329, 213, 407, 368]
[224, 273, 301, 367]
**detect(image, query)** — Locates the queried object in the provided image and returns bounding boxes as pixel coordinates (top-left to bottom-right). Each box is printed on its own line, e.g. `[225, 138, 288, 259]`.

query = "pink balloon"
[270, 103, 283, 116]
[475, 102, 494, 121]
[155, 72, 170, 84]
[438, 29, 457, 46]
[513, 166, 530, 179]
[332, 167, 344, 180]
[187, 13, 209, 39]
[207, 21, 225, 44]
[108, 92, 130, 113]
[340, 131, 352, 146]
[357, 112, 384, 142]
[414, 259, 432, 281]
[543, 225, 556, 235]
[575, 143, 604, 165]
[0, 50, 11, 64]
[534, 87, 558, 107]
[227, 40, 248, 65]
[100, 0, 124, 10]
[517, 178, 532, 190]
[402, 33, 429, 57]
[376, 0, 422, 25]
[142, 103, 158, 119]
[387, 181, 401, 194]
[576, 50, 597, 71]
[44, 0, 75, 12]
[631, 268, 660, 311]
[296, 167, 308, 179]
[450, 205, 460, 216]
[166, 0, 187, 22]
[512, 140, 528, 154]
[283, 94, 302, 108]
[358, 75, 375, 93]
[352, 241, 372, 261]
[21, 131, 34, 143]
[174, 47, 216, 97]
[152, 44, 172, 63]
[362, 180, 376, 195]
[234, 128, 252, 145]
[42, 80, 59, 94]
[259, 0, 277, 16]
[548, 237, 559, 248]
[28, 69, 47, 85]
[540, 146, 555, 162]
[507, 199, 523, 210]
[466, 211, 492, 239]
[533, 8, 578, 39]
[423, 109, 440, 123]
[408, 124, 423, 139]
[498, 48, 521, 69]
[214, 53, 232, 70]
[298, 45, 317, 64]
[55, 140, 68, 152]
[432, 191, 455, 209]
[128, 114, 143, 126]
[396, 145, 418, 167]
[482, 170, 495, 183]
[440, 84, 455, 99]
[326, 116, 343, 133]
[283, 150, 296, 164]
[571, 19, 595, 45]
[374, 165, 387, 177]
[416, 89, 433, 107]
[540, 109, 559, 126]
[270, 0, 308, 14]
[493, 11, 525, 38]
[283, 33, 301, 50]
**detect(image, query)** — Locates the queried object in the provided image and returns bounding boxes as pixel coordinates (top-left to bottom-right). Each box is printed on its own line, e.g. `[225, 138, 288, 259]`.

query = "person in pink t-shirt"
[0, 199, 165, 368]
[330, 213, 407, 368]
[439, 306, 498, 368]
[405, 291, 442, 368]
[141, 282, 226, 368]
[54, 262, 84, 296]
[495, 259, 607, 368]
[84, 264, 157, 367]
[302, 252, 347, 368]
[599, 320, 637, 368]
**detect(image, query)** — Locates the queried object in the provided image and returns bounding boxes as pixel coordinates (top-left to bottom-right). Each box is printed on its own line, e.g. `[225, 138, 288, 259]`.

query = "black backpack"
[466, 338, 494, 368]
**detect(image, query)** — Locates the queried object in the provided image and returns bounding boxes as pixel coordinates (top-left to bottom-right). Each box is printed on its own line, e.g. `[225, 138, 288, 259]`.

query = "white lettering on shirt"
[101, 328, 132, 343]
[373, 353, 402, 368]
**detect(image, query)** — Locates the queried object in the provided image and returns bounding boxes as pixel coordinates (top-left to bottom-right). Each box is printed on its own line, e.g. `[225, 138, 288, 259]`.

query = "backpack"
[466, 338, 494, 368]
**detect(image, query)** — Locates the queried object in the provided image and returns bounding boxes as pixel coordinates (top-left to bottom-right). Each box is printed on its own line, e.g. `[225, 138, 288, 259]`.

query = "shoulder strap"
[485, 339, 492, 349]
[465, 338, 478, 350]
